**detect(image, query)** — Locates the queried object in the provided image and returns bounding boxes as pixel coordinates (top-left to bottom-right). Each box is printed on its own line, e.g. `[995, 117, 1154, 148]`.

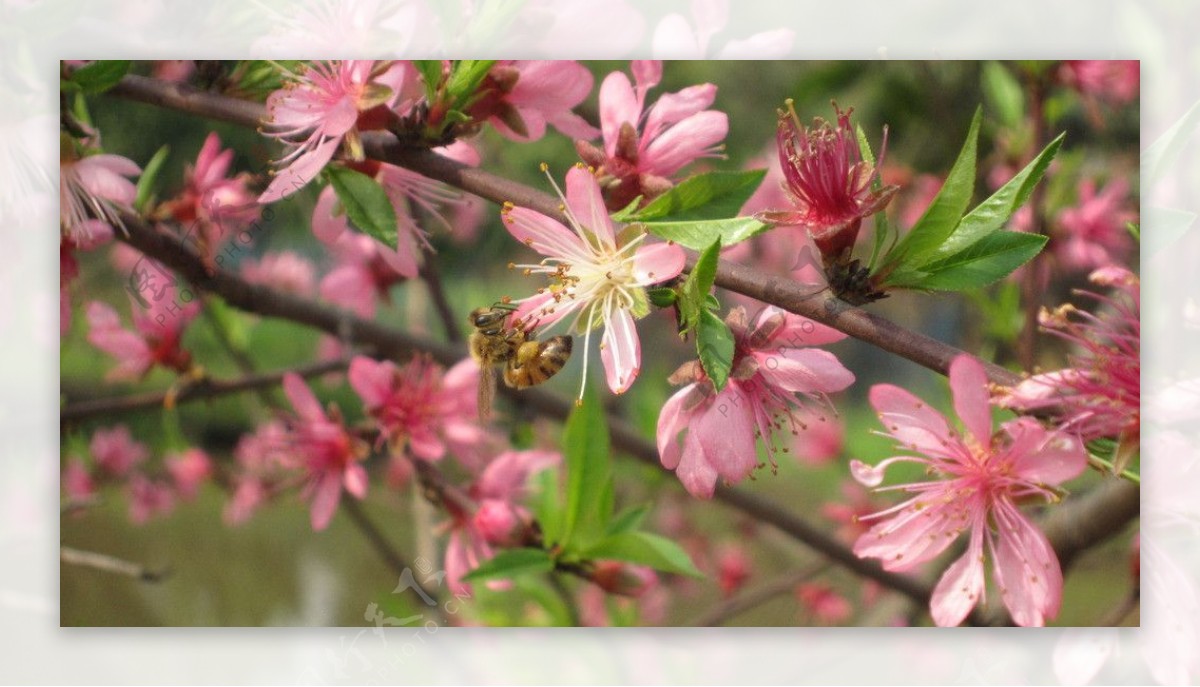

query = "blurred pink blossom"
[852, 355, 1087, 626]
[165, 448, 212, 501]
[89, 425, 149, 477]
[658, 305, 854, 498]
[444, 449, 560, 595]
[715, 543, 751, 597]
[240, 250, 316, 296]
[60, 226, 113, 333]
[280, 373, 370, 531]
[126, 473, 176, 524]
[1059, 60, 1139, 105]
[1052, 178, 1136, 273]
[259, 60, 411, 202]
[85, 283, 199, 381]
[317, 228, 408, 318]
[348, 355, 490, 468]
[796, 582, 852, 625]
[224, 421, 290, 525]
[506, 165, 685, 396]
[62, 456, 95, 502]
[469, 61, 600, 142]
[577, 60, 728, 209]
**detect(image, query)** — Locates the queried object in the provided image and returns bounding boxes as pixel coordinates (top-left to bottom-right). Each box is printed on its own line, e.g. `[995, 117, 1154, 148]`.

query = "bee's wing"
[477, 364, 497, 421]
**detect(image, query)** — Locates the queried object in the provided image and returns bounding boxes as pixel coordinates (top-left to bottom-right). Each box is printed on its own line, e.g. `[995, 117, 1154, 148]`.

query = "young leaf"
[532, 468, 564, 546]
[412, 60, 445, 100]
[446, 60, 497, 107]
[887, 107, 982, 264]
[558, 384, 613, 551]
[920, 132, 1064, 265]
[66, 60, 132, 94]
[460, 548, 554, 583]
[641, 217, 770, 251]
[982, 61, 1026, 129]
[647, 287, 678, 308]
[326, 166, 398, 248]
[631, 170, 767, 222]
[857, 124, 892, 269]
[901, 231, 1047, 291]
[134, 144, 171, 213]
[697, 309, 735, 391]
[678, 239, 721, 335]
[581, 531, 704, 578]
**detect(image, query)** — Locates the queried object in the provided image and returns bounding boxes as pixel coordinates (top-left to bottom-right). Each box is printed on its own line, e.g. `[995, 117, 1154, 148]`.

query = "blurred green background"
[60, 60, 1139, 626]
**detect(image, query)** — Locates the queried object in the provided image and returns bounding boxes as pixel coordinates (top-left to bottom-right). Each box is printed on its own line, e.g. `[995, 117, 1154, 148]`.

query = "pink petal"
[599, 71, 641, 157]
[656, 384, 696, 470]
[319, 265, 376, 318]
[869, 384, 956, 456]
[930, 535, 986, 627]
[691, 384, 758, 483]
[991, 499, 1062, 627]
[193, 133, 231, 189]
[565, 165, 616, 247]
[445, 530, 473, 596]
[259, 137, 340, 203]
[502, 206, 590, 262]
[510, 290, 578, 332]
[760, 307, 845, 347]
[477, 449, 560, 500]
[343, 463, 368, 499]
[409, 430, 446, 461]
[642, 110, 728, 177]
[311, 186, 348, 244]
[600, 307, 641, 394]
[643, 84, 717, 142]
[508, 61, 594, 114]
[1002, 418, 1087, 485]
[308, 472, 343, 531]
[676, 429, 719, 498]
[753, 348, 854, 395]
[631, 60, 662, 92]
[631, 242, 686, 286]
[853, 499, 966, 572]
[376, 230, 420, 280]
[283, 373, 326, 423]
[949, 354, 993, 446]
[348, 356, 394, 409]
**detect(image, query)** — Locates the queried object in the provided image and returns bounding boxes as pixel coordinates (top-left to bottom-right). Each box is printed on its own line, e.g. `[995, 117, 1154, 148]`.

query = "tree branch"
[60, 545, 169, 582]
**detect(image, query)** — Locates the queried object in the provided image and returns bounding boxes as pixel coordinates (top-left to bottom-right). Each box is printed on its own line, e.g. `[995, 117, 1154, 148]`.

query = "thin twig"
[419, 257, 463, 343]
[692, 561, 830, 626]
[60, 545, 170, 582]
[60, 358, 351, 424]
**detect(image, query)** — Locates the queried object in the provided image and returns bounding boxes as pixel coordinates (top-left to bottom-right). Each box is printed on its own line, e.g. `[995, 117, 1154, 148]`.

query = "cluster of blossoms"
[64, 425, 212, 525]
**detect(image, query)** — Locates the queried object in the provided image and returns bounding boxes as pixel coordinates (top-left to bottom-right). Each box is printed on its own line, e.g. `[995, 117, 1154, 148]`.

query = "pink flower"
[89, 425, 149, 477]
[63, 456, 95, 502]
[240, 250, 316, 296]
[756, 103, 897, 265]
[796, 582, 852, 624]
[468, 61, 600, 142]
[348, 355, 490, 467]
[1052, 178, 1136, 273]
[60, 152, 141, 241]
[224, 421, 290, 525]
[576, 60, 728, 209]
[280, 373, 370, 531]
[60, 227, 113, 334]
[165, 448, 212, 501]
[444, 449, 560, 595]
[851, 355, 1087, 627]
[1059, 61, 1139, 105]
[317, 228, 408, 318]
[85, 283, 199, 381]
[259, 60, 410, 203]
[790, 409, 844, 466]
[504, 165, 686, 396]
[1000, 267, 1140, 450]
[127, 474, 176, 524]
[715, 543, 752, 596]
[159, 132, 259, 266]
[657, 305, 854, 498]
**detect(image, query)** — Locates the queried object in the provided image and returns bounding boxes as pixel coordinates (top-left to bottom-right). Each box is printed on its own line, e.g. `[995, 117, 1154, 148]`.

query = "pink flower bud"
[473, 499, 525, 547]
[591, 561, 658, 598]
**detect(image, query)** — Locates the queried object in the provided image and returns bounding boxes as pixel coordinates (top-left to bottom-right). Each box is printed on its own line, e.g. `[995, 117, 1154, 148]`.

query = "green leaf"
[678, 239, 721, 335]
[605, 504, 651, 536]
[641, 217, 770, 251]
[581, 532, 704, 578]
[697, 309, 735, 391]
[1144, 98, 1200, 188]
[888, 107, 982, 263]
[134, 145, 170, 213]
[647, 287, 678, 308]
[857, 124, 892, 269]
[532, 469, 564, 546]
[66, 60, 132, 94]
[559, 384, 613, 551]
[919, 132, 1064, 266]
[898, 231, 1047, 291]
[609, 195, 645, 223]
[982, 61, 1025, 129]
[631, 170, 767, 223]
[413, 60, 445, 99]
[461, 548, 554, 583]
[326, 166, 398, 248]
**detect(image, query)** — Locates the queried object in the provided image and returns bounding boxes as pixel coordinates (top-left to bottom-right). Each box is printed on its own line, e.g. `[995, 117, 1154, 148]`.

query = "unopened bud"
[590, 561, 657, 598]
[473, 499, 525, 547]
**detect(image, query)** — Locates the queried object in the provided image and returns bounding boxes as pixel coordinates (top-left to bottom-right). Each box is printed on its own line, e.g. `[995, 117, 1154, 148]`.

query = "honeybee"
[468, 303, 573, 420]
